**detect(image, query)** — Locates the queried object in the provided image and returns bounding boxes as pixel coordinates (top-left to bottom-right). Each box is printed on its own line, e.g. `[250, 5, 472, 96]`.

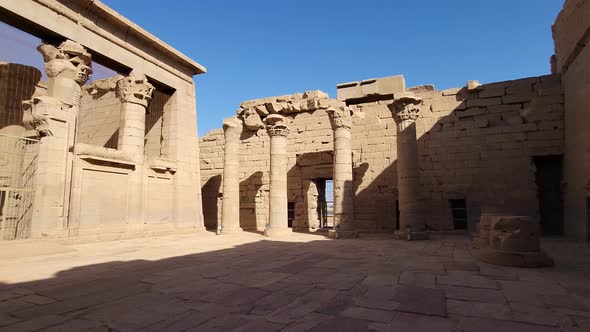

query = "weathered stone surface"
[393, 286, 447, 317]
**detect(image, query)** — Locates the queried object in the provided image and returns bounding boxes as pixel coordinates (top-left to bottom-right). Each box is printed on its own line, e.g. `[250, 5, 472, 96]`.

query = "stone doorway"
[314, 179, 334, 229]
[534, 155, 564, 236]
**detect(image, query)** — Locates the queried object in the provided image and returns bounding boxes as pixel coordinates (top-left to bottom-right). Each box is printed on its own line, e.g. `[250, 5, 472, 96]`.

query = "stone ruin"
[1, 0, 589, 268]
[0, 0, 205, 240]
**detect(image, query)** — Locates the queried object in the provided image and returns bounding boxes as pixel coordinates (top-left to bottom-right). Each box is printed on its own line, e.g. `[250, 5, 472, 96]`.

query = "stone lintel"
[337, 75, 406, 102]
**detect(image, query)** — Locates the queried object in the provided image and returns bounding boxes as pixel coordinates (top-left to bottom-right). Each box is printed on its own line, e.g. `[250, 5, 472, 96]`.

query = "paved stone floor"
[0, 231, 589, 331]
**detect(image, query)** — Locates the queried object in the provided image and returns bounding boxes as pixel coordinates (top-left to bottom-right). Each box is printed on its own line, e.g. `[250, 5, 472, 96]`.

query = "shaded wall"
[553, 0, 590, 240]
[0, 63, 42, 134]
[78, 83, 170, 156]
[199, 75, 564, 232]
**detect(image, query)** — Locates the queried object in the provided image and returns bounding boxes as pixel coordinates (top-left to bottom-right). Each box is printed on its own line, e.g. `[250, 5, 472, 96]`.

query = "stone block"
[336, 82, 363, 101]
[466, 97, 502, 108]
[467, 80, 482, 91]
[502, 93, 535, 104]
[393, 286, 447, 317]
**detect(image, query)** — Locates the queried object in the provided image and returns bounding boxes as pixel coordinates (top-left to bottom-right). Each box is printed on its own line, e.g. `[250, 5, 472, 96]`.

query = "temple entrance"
[534, 155, 564, 236]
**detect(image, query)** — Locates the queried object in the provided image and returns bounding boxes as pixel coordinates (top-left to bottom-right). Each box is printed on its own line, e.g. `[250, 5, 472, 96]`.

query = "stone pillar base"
[477, 249, 554, 268]
[328, 230, 359, 239]
[221, 227, 244, 234]
[267, 228, 293, 237]
[393, 230, 429, 241]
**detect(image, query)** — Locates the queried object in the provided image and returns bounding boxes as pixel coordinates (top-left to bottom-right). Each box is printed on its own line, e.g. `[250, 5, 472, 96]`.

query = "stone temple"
[1, 0, 590, 330]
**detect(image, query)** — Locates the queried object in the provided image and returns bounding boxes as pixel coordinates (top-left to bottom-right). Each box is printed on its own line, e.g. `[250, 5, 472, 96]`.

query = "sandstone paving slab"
[0, 288, 34, 302]
[499, 279, 568, 304]
[316, 273, 366, 291]
[398, 271, 436, 288]
[309, 316, 369, 331]
[280, 312, 332, 332]
[185, 314, 249, 332]
[19, 294, 58, 305]
[353, 296, 400, 312]
[437, 271, 499, 289]
[316, 294, 355, 315]
[446, 299, 512, 320]
[393, 285, 447, 317]
[343, 282, 369, 298]
[0, 314, 67, 332]
[141, 310, 212, 332]
[452, 315, 560, 332]
[508, 300, 574, 328]
[444, 261, 480, 272]
[385, 312, 455, 332]
[250, 292, 298, 316]
[232, 317, 286, 332]
[340, 306, 395, 323]
[441, 285, 506, 304]
[190, 301, 253, 316]
[266, 288, 339, 324]
[212, 287, 270, 306]
[276, 282, 315, 296]
[540, 293, 589, 311]
[476, 262, 519, 281]
[362, 274, 396, 287]
[363, 284, 395, 300]
[0, 313, 21, 328]
[0, 298, 36, 314]
[40, 318, 109, 331]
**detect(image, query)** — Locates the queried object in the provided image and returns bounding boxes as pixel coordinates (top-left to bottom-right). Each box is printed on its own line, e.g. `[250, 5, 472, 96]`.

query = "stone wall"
[0, 63, 42, 135]
[78, 85, 122, 149]
[199, 74, 564, 232]
[78, 79, 171, 156]
[553, 0, 590, 240]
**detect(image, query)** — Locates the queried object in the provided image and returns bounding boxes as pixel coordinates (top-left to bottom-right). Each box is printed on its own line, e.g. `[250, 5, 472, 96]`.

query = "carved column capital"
[389, 93, 422, 124]
[326, 101, 352, 130]
[265, 114, 290, 137]
[38, 40, 93, 85]
[222, 116, 243, 142]
[116, 70, 154, 107]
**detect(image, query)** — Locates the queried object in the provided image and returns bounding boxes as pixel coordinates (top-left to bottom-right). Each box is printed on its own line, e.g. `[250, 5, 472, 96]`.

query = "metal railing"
[0, 133, 39, 240]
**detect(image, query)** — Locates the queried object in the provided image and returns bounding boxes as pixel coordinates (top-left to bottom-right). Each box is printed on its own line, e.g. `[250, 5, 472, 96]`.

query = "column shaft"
[396, 119, 422, 231]
[333, 126, 355, 230]
[117, 102, 146, 157]
[115, 71, 153, 227]
[221, 121, 241, 232]
[269, 134, 288, 231]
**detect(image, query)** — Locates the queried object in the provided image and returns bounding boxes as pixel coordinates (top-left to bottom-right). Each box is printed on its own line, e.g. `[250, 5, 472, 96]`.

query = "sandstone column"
[117, 71, 154, 157]
[265, 114, 291, 235]
[327, 102, 357, 238]
[25, 40, 92, 238]
[116, 71, 154, 227]
[221, 116, 243, 233]
[389, 92, 427, 240]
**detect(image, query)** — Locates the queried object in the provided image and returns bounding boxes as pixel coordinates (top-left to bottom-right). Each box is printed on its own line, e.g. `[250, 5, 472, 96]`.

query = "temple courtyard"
[0, 233, 589, 331]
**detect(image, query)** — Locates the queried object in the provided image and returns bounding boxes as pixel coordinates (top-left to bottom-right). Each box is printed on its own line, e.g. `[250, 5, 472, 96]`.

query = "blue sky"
[6, 1, 566, 137]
